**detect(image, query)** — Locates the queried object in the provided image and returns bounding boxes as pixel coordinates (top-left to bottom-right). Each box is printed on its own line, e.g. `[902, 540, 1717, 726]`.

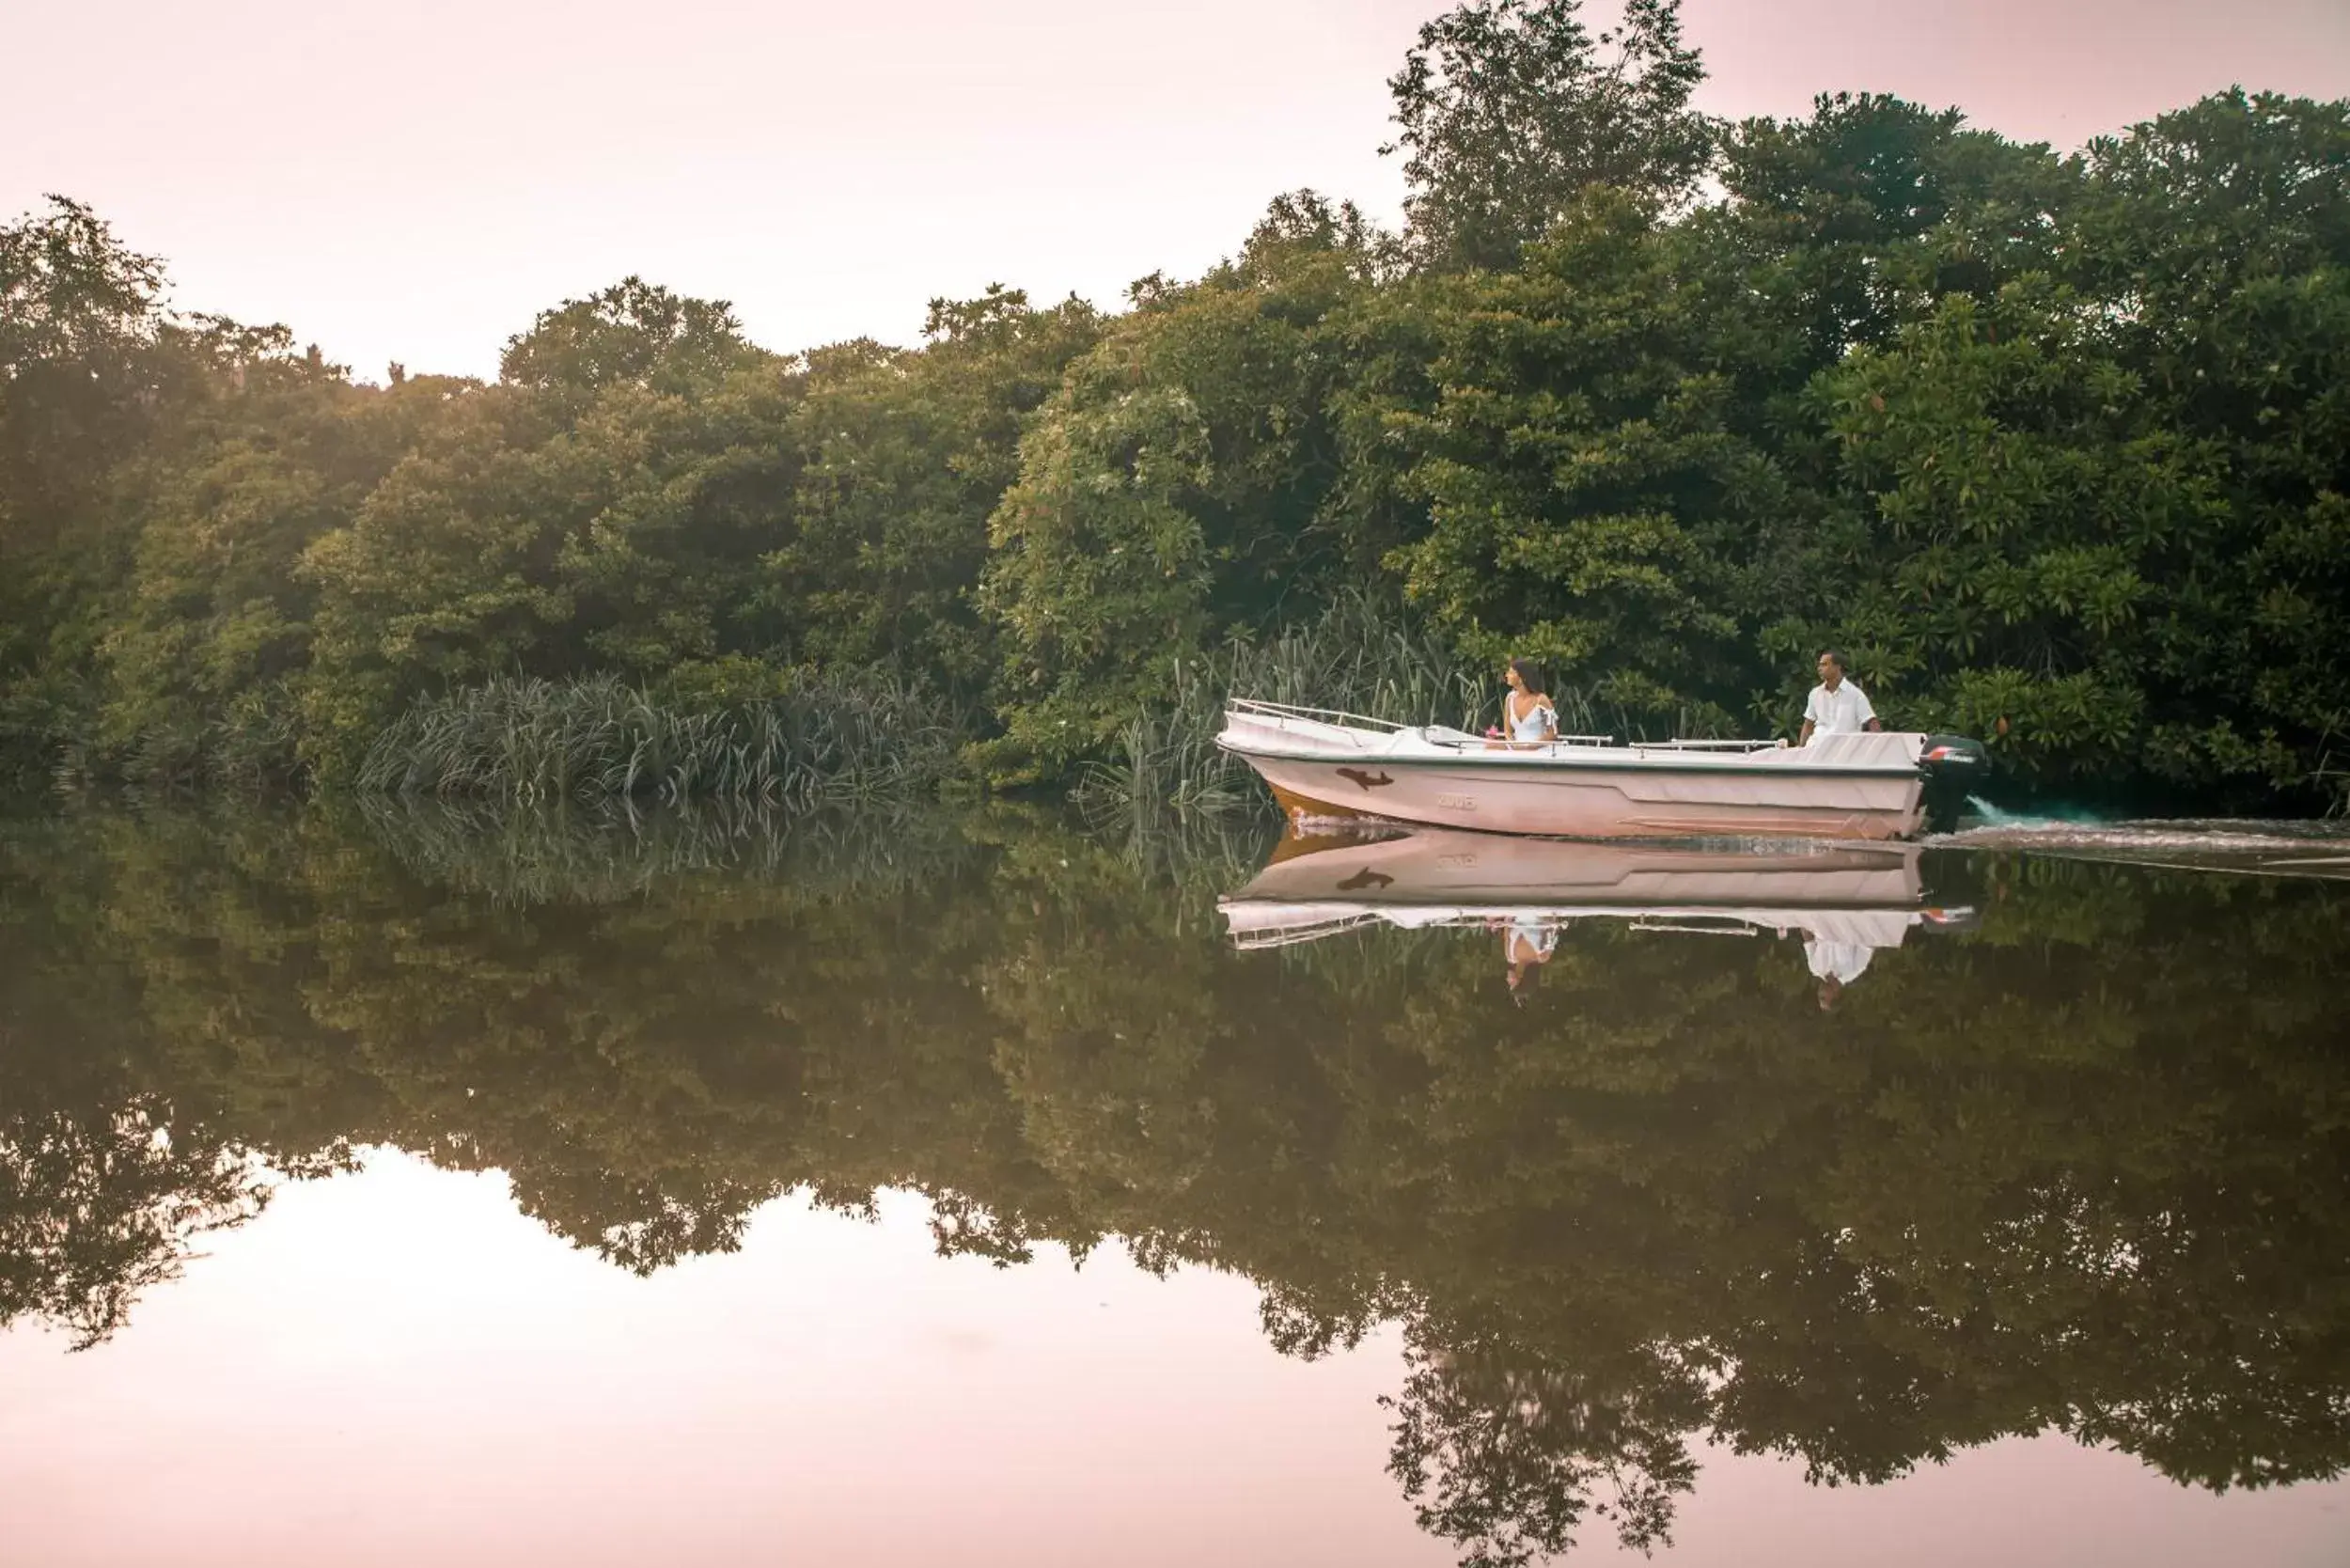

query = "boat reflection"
[1220, 826, 1976, 1006]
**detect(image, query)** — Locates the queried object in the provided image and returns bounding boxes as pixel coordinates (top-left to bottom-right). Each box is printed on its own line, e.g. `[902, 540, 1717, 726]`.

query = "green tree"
[544, 364, 809, 676]
[1386, 0, 1713, 271]
[1353, 191, 1785, 732]
[1719, 93, 2076, 364]
[95, 337, 467, 787]
[2064, 90, 2350, 795]
[1786, 92, 2350, 796]
[497, 275, 767, 400]
[1797, 284, 2230, 775]
[296, 382, 565, 766]
[771, 287, 1101, 704]
[298, 280, 804, 770]
[0, 198, 174, 776]
[982, 195, 1388, 776]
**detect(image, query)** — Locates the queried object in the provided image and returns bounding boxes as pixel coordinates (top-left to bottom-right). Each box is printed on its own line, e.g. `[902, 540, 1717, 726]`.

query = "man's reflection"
[1806, 934, 1876, 1010]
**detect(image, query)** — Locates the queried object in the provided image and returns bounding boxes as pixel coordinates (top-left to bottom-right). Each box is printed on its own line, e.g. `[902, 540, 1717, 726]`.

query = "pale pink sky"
[5, 1, 2346, 380]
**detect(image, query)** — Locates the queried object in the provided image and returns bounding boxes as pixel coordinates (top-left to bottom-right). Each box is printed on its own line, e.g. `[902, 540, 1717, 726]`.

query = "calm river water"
[3, 803, 2346, 1566]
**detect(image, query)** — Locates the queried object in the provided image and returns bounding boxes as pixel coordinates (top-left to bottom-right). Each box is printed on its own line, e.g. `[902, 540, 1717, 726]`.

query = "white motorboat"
[1218, 824, 1975, 952]
[1214, 699, 1985, 840]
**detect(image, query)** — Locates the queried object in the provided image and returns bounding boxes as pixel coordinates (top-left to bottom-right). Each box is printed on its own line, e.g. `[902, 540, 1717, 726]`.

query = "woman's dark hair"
[1508, 657, 1545, 695]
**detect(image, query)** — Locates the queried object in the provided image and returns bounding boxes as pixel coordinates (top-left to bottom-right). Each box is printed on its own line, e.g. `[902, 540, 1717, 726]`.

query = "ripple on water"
[1930, 810, 2350, 878]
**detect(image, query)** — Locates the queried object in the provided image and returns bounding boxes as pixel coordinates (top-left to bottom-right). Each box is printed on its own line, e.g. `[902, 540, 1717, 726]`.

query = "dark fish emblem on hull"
[1338, 867, 1396, 891]
[1335, 768, 1395, 792]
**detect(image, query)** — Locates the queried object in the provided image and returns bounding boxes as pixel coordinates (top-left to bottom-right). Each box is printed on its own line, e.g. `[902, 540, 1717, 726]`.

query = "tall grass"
[357, 670, 954, 808]
[1075, 594, 1597, 821]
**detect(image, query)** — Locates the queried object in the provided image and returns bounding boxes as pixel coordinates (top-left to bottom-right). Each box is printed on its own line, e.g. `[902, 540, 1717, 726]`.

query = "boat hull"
[1235, 748, 1926, 840]
[1220, 825, 1943, 949]
[1237, 826, 1922, 907]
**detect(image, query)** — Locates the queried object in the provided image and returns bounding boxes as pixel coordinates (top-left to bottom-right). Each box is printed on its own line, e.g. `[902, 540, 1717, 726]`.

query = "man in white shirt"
[1799, 650, 1881, 745]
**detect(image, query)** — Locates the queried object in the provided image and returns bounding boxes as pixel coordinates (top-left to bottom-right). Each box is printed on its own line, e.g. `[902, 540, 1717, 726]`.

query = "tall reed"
[357, 670, 954, 808]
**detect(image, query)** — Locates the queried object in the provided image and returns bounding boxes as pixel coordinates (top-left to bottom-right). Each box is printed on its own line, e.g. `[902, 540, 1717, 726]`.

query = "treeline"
[4, 805, 2347, 1560]
[4, 0, 2346, 806]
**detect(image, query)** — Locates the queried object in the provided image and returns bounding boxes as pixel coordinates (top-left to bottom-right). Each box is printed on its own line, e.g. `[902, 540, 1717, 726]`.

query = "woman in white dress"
[1495, 658, 1558, 748]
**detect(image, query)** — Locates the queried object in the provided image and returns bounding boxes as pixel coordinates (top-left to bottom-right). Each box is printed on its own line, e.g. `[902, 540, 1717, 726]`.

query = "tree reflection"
[1386, 1332, 1705, 1563]
[1, 804, 2346, 1559]
[0, 1099, 274, 1350]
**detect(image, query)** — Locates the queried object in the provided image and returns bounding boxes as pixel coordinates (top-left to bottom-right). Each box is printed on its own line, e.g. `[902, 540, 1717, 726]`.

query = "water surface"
[3, 805, 2346, 1565]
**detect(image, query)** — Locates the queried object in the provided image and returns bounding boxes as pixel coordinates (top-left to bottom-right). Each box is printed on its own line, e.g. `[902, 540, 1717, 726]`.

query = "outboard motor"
[1915, 904, 1983, 936]
[1918, 732, 1988, 831]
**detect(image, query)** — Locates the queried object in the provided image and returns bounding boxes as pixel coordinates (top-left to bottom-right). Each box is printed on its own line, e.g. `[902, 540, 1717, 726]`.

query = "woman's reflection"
[1496, 913, 1558, 1004]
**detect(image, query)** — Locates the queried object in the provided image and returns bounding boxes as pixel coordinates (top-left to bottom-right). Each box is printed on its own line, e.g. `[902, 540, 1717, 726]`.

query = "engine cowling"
[1919, 733, 1987, 770]
[1918, 733, 1987, 831]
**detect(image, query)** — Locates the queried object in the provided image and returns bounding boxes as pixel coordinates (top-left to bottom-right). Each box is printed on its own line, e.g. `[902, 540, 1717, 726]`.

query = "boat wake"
[1930, 807, 2350, 879]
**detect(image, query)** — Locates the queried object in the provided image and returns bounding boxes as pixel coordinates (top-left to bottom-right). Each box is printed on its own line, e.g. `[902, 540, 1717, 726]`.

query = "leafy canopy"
[1386, 0, 1714, 270]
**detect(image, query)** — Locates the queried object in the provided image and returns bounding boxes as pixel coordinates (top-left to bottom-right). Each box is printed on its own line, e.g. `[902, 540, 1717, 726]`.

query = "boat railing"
[1226, 910, 1390, 949]
[1633, 738, 1787, 752]
[1627, 917, 1763, 936]
[1227, 698, 1631, 749]
[1422, 729, 1616, 749]
[1227, 907, 1792, 949]
[1226, 698, 1418, 732]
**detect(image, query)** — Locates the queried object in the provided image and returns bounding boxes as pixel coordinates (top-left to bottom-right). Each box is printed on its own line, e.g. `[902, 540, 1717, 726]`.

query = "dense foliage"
[3, 803, 2346, 1562]
[4, 2, 2345, 808]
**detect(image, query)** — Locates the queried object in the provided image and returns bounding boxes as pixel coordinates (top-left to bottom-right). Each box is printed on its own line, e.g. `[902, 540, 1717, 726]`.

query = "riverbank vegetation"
[353, 669, 954, 807]
[5, 0, 2346, 808]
